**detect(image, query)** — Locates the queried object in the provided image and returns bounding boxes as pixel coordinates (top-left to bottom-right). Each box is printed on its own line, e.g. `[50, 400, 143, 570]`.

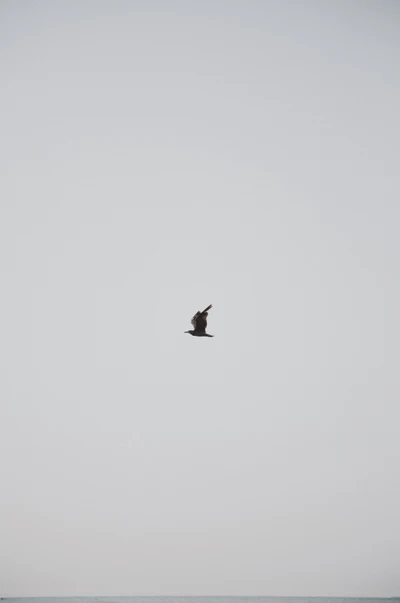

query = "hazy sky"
[1, 0, 399, 597]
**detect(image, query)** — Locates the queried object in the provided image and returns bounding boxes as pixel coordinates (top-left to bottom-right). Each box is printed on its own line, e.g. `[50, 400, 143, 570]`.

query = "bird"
[185, 304, 214, 337]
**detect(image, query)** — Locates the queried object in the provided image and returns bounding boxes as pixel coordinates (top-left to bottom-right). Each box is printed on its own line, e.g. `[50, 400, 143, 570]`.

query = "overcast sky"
[1, 0, 399, 597]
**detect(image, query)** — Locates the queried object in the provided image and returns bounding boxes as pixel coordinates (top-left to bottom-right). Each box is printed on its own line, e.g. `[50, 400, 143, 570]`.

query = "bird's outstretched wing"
[191, 304, 212, 332]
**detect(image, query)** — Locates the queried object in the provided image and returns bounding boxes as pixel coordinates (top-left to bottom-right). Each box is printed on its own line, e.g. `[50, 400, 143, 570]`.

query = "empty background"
[1, 0, 399, 597]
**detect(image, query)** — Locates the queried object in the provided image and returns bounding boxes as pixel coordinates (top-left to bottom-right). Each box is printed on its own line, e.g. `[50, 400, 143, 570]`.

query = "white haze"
[1, 0, 399, 597]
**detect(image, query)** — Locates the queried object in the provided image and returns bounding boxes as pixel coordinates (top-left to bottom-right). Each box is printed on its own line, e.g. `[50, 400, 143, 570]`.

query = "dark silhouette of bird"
[185, 304, 214, 337]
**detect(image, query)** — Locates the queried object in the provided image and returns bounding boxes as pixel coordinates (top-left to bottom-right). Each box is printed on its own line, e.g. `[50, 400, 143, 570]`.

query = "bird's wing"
[191, 311, 202, 330]
[191, 304, 212, 332]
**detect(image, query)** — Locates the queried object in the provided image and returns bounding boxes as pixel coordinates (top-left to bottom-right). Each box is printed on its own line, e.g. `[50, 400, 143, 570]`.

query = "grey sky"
[1, 0, 399, 597]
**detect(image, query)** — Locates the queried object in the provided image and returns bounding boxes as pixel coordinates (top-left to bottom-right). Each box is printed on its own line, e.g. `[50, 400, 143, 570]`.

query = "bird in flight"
[185, 304, 214, 337]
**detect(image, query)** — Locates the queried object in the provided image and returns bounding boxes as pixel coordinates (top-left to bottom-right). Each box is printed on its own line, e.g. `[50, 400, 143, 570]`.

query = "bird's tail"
[201, 304, 212, 314]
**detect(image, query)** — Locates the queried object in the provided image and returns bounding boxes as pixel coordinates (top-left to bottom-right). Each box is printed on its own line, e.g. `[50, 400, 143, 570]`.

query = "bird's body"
[185, 304, 214, 337]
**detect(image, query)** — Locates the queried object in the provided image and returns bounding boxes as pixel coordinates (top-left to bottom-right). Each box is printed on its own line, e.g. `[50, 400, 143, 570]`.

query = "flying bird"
[185, 304, 214, 337]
